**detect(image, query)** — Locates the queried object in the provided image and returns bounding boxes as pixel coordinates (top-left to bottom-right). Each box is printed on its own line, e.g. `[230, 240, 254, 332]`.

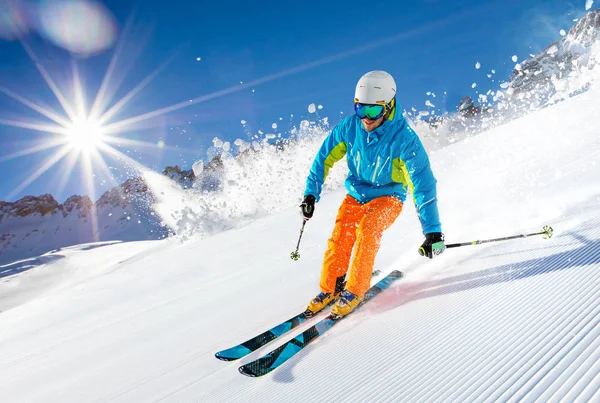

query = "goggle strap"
[387, 99, 396, 121]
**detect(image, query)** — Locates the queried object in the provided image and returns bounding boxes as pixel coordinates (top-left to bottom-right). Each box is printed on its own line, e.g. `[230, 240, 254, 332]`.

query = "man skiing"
[300, 70, 445, 318]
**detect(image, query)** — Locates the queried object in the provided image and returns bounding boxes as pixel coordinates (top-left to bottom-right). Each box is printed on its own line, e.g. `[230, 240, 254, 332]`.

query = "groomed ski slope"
[0, 84, 599, 402]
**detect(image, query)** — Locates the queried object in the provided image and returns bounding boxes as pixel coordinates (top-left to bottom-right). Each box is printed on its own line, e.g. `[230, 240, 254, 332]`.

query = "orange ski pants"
[320, 194, 403, 297]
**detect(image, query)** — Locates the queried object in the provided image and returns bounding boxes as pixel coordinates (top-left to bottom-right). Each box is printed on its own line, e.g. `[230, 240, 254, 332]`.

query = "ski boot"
[306, 292, 337, 316]
[332, 289, 363, 318]
[305, 274, 346, 317]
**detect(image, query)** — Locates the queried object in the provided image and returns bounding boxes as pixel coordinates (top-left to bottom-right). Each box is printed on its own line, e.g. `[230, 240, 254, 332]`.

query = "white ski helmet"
[354, 70, 396, 105]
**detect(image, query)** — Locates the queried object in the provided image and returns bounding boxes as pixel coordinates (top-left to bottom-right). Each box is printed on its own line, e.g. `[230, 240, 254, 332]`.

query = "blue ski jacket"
[304, 109, 442, 234]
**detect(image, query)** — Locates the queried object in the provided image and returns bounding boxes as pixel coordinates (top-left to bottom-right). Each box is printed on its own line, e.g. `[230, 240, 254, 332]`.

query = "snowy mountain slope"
[507, 9, 600, 107]
[0, 178, 169, 266]
[411, 9, 600, 154]
[0, 80, 599, 402]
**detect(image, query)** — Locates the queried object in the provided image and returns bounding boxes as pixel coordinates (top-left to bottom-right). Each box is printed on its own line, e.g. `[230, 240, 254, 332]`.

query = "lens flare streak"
[0, 138, 66, 163]
[0, 86, 72, 127]
[7, 146, 73, 200]
[97, 54, 176, 126]
[21, 41, 79, 121]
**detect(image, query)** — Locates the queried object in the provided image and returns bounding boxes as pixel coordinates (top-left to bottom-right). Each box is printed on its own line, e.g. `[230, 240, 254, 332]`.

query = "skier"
[300, 70, 445, 318]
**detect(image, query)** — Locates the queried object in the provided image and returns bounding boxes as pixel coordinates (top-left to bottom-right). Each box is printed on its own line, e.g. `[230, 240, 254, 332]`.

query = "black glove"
[300, 195, 316, 220]
[419, 232, 446, 259]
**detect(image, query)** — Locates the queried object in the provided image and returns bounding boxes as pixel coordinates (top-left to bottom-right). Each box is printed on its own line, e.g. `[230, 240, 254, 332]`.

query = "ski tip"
[215, 353, 239, 362]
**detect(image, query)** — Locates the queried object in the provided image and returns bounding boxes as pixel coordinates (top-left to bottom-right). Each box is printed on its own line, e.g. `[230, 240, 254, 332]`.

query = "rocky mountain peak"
[96, 177, 150, 209]
[61, 195, 93, 218]
[0, 194, 60, 219]
[163, 165, 195, 188]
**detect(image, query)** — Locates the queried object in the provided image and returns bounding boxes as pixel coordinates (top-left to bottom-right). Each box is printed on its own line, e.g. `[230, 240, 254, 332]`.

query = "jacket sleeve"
[304, 120, 348, 202]
[399, 124, 442, 234]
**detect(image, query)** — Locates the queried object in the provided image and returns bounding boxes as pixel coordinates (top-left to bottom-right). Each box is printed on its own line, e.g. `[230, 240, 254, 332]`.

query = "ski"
[215, 269, 382, 361]
[215, 311, 312, 361]
[238, 270, 403, 377]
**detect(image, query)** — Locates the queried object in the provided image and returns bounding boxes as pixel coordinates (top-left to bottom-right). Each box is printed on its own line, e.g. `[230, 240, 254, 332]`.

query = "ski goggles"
[354, 100, 388, 120]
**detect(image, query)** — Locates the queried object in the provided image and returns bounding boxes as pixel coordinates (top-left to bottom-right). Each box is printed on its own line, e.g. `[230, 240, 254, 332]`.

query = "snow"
[307, 103, 316, 113]
[1, 78, 600, 401]
[475, 62, 481, 69]
[512, 55, 518, 62]
[425, 100, 435, 108]
[318, 105, 323, 110]
[560, 29, 567, 36]
[0, 194, 165, 266]
[212, 137, 223, 148]
[586, 0, 594, 11]
[271, 123, 277, 129]
[471, 82, 477, 88]
[547, 45, 559, 55]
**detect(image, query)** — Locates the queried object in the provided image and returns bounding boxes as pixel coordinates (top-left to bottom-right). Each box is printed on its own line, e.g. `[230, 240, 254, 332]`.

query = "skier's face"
[361, 116, 384, 132]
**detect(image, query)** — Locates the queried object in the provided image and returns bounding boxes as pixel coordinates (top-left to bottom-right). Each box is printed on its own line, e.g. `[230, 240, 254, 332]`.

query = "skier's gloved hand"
[300, 195, 316, 220]
[419, 232, 446, 259]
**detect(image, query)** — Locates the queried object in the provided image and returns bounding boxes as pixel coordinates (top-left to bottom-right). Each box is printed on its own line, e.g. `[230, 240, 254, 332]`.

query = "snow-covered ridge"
[0, 177, 168, 266]
[0, 194, 91, 221]
[506, 9, 600, 108]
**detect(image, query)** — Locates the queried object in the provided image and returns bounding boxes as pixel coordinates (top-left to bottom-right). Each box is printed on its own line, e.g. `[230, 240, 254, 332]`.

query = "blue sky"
[0, 0, 591, 202]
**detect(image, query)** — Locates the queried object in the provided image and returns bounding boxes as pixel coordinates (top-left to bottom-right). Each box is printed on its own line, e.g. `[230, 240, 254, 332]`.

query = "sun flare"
[63, 117, 106, 152]
[0, 40, 202, 206]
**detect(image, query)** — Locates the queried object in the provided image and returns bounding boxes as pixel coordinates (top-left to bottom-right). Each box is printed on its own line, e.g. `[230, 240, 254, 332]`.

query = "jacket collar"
[359, 111, 405, 145]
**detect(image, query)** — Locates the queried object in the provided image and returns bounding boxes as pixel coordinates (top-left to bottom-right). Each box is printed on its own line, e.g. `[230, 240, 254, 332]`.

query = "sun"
[63, 117, 106, 152]
[0, 43, 199, 204]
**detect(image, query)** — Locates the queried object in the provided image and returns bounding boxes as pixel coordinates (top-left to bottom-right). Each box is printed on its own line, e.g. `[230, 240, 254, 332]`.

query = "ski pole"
[446, 225, 553, 249]
[290, 219, 307, 261]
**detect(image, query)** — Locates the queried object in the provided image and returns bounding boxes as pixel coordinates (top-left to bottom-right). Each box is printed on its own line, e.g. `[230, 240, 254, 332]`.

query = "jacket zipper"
[378, 156, 390, 177]
[372, 156, 380, 182]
